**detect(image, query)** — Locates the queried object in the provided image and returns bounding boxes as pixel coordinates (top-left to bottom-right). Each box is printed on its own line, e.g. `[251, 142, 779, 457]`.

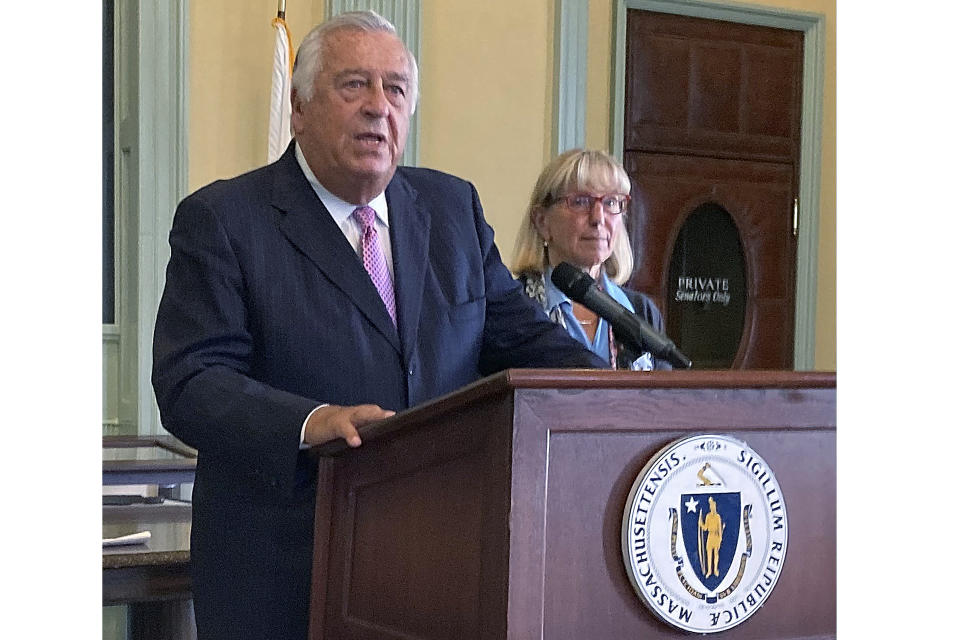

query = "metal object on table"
[103, 435, 197, 487]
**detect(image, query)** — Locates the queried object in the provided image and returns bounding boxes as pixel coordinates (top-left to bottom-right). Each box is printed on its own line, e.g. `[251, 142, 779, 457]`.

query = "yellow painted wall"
[187, 0, 835, 370]
[419, 0, 556, 254]
[188, 0, 324, 192]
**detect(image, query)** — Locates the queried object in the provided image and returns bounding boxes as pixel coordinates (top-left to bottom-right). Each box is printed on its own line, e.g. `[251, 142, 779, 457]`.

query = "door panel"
[625, 9, 802, 162]
[624, 152, 796, 369]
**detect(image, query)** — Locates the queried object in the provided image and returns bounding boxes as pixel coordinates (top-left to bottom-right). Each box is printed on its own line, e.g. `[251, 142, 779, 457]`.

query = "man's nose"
[362, 82, 391, 118]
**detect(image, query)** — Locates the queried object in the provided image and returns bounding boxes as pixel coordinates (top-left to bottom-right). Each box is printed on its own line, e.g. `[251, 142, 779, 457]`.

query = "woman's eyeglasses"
[550, 192, 630, 215]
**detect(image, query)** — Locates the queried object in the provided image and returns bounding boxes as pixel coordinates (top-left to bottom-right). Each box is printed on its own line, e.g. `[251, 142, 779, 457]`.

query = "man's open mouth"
[356, 133, 386, 145]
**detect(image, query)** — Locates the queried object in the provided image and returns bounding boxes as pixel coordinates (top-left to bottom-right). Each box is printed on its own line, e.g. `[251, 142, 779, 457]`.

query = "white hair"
[291, 10, 419, 113]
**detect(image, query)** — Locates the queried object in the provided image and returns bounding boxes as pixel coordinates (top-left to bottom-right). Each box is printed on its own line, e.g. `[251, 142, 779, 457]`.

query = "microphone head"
[550, 262, 594, 302]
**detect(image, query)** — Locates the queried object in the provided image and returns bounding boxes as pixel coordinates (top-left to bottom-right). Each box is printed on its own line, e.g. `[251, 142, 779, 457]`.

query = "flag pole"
[277, 0, 286, 19]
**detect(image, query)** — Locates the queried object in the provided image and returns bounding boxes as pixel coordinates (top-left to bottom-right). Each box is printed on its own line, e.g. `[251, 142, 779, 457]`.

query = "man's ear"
[290, 88, 303, 133]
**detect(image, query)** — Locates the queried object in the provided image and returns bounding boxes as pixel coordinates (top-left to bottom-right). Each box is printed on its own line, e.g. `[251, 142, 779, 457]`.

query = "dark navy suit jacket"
[152, 144, 605, 640]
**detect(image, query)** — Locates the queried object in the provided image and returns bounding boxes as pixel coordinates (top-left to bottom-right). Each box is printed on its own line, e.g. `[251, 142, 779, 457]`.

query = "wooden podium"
[308, 370, 836, 639]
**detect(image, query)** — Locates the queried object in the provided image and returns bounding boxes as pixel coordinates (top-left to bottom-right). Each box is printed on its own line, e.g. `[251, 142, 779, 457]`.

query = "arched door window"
[666, 203, 747, 369]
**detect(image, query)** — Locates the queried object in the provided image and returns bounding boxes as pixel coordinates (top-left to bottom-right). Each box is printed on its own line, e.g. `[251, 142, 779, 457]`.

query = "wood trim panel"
[312, 371, 835, 457]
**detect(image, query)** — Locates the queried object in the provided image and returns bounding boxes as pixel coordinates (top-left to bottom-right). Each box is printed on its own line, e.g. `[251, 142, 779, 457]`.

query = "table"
[103, 436, 196, 639]
[103, 502, 191, 604]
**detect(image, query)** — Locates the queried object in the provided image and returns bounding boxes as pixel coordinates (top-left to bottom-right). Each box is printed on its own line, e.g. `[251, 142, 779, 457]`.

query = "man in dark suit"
[152, 10, 605, 640]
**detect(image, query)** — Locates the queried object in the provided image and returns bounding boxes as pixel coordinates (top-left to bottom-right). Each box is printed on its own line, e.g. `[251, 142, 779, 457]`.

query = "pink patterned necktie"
[352, 206, 397, 326]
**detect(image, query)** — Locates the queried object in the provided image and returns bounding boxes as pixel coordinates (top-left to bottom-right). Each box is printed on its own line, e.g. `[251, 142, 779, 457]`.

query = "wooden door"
[622, 10, 803, 369]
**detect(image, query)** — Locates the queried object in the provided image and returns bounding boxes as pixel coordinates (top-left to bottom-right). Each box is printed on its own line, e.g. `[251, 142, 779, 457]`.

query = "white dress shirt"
[294, 143, 394, 280]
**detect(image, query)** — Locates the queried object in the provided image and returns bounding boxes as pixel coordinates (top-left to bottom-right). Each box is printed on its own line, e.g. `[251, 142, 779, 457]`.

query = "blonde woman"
[512, 149, 671, 370]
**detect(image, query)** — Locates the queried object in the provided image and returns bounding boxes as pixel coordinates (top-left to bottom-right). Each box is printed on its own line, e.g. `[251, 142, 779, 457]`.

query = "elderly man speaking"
[152, 10, 604, 640]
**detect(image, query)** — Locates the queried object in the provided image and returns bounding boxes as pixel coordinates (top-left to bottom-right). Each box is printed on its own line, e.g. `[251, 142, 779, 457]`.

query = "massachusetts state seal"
[621, 434, 788, 633]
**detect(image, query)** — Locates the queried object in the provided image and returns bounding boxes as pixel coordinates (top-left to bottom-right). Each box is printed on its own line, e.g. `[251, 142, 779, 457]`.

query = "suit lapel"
[270, 146, 401, 353]
[386, 170, 429, 368]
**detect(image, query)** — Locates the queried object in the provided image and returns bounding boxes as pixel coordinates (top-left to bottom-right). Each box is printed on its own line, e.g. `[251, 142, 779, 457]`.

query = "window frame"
[103, 0, 188, 436]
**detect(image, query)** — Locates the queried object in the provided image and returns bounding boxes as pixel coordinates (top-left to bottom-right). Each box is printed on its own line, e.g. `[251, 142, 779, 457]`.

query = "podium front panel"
[507, 384, 835, 639]
[318, 391, 515, 640]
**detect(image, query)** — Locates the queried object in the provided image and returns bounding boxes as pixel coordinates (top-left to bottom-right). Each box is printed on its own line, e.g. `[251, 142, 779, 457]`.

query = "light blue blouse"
[542, 265, 653, 370]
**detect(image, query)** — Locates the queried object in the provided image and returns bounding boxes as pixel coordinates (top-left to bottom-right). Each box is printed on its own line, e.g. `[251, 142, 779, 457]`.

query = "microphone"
[550, 262, 692, 369]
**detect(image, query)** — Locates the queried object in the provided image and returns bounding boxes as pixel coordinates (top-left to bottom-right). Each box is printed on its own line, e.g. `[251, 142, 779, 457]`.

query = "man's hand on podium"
[304, 404, 396, 448]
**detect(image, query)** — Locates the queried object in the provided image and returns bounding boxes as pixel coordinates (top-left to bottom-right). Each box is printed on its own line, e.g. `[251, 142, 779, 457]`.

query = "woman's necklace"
[573, 303, 598, 327]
